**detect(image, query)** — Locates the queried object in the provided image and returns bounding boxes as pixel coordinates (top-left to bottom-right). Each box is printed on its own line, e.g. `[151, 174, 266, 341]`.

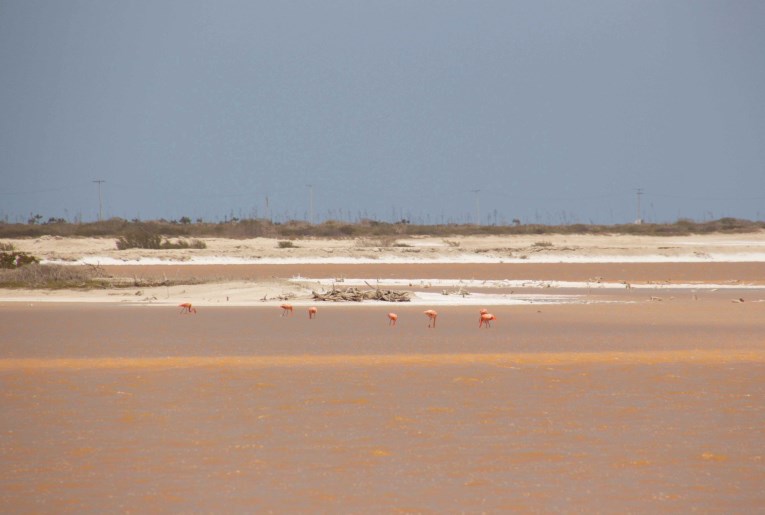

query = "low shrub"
[160, 238, 207, 249]
[116, 229, 161, 250]
[0, 251, 39, 269]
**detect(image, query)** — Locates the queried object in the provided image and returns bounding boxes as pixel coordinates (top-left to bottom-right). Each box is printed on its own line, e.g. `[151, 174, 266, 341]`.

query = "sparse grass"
[0, 242, 14, 251]
[356, 236, 401, 248]
[0, 264, 103, 289]
[532, 241, 553, 247]
[277, 240, 297, 248]
[0, 263, 209, 290]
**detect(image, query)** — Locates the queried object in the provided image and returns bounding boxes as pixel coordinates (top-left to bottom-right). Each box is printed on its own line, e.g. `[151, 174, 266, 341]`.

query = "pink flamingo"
[280, 303, 294, 317]
[424, 309, 438, 328]
[479, 313, 496, 328]
[308, 306, 318, 319]
[388, 313, 398, 326]
[179, 303, 197, 314]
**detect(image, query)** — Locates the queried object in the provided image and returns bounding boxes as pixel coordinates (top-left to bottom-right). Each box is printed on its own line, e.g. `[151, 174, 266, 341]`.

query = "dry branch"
[312, 283, 410, 303]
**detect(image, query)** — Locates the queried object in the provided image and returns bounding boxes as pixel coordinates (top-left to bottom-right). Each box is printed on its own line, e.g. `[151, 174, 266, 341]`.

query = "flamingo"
[388, 313, 398, 326]
[280, 303, 294, 317]
[179, 303, 197, 314]
[479, 313, 496, 328]
[424, 309, 438, 328]
[479, 308, 488, 324]
[308, 306, 318, 319]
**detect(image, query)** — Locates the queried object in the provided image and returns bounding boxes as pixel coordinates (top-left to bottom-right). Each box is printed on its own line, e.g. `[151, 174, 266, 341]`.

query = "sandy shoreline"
[6, 232, 765, 265]
[2, 234, 765, 306]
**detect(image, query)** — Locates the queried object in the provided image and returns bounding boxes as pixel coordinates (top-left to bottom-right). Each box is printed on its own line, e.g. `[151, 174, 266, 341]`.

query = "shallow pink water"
[1, 303, 764, 512]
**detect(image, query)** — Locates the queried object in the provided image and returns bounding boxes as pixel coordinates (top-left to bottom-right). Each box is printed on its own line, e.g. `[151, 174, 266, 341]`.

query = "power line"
[307, 184, 314, 224]
[92, 180, 105, 221]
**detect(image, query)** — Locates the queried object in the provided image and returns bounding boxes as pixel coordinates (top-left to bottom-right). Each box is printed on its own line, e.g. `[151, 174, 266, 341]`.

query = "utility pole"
[635, 188, 644, 224]
[307, 184, 314, 224]
[93, 180, 105, 221]
[471, 189, 480, 225]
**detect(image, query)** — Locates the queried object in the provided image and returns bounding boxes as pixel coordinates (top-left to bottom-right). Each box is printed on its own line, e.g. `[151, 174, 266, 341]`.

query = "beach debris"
[312, 283, 411, 303]
[650, 296, 663, 302]
[441, 286, 470, 297]
[260, 292, 295, 302]
[732, 298, 745, 303]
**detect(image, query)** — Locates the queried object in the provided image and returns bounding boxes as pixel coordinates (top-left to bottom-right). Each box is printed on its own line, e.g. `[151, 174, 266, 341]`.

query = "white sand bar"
[3, 233, 763, 265]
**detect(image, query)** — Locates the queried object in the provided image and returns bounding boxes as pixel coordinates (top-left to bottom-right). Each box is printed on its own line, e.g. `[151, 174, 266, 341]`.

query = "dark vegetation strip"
[0, 217, 763, 239]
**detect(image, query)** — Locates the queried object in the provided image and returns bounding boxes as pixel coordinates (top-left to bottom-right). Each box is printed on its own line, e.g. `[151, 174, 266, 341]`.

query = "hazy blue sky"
[1, 0, 763, 225]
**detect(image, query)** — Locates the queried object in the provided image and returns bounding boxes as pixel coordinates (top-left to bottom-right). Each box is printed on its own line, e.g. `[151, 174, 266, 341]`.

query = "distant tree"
[179, 216, 191, 224]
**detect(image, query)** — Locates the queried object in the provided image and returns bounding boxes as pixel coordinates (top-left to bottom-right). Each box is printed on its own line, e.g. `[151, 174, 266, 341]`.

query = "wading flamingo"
[308, 306, 318, 319]
[424, 309, 438, 328]
[388, 313, 398, 326]
[479, 308, 488, 323]
[280, 303, 294, 317]
[179, 303, 197, 314]
[479, 313, 496, 328]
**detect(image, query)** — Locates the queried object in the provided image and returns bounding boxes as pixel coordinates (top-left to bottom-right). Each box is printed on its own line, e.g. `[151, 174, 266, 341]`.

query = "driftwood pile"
[312, 283, 411, 303]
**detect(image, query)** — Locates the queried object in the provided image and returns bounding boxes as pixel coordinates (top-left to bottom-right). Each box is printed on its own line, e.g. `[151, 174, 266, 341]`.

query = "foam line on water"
[2, 350, 763, 371]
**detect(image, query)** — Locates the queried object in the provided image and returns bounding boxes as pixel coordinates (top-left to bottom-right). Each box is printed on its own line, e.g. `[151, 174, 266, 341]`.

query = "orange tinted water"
[1, 302, 764, 512]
